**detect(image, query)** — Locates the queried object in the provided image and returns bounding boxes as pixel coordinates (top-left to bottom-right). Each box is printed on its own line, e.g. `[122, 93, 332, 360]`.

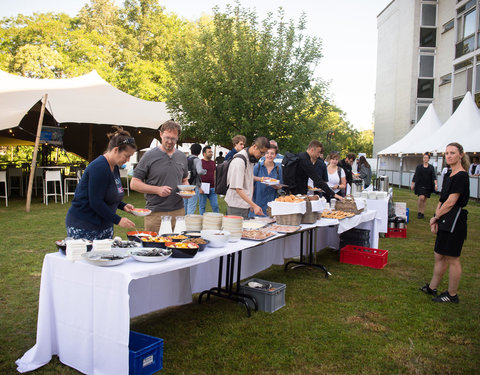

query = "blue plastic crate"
[129, 331, 163, 375]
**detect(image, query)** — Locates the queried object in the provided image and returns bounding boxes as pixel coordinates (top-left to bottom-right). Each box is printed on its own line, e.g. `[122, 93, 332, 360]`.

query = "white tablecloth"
[16, 210, 380, 374]
[365, 198, 389, 233]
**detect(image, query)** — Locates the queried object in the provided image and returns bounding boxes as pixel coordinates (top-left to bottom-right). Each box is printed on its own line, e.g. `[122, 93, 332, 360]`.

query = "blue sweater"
[66, 155, 126, 230]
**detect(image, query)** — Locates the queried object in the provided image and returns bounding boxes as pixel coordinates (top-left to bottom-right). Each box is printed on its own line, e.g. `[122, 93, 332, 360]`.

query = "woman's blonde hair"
[447, 142, 470, 171]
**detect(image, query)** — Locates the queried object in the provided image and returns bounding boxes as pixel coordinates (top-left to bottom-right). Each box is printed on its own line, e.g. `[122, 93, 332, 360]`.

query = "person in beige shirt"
[225, 136, 270, 219]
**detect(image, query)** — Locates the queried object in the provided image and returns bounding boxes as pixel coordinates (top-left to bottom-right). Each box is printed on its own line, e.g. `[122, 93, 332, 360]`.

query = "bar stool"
[7, 167, 24, 197]
[119, 168, 129, 196]
[64, 170, 81, 202]
[43, 170, 63, 205]
[0, 171, 7, 207]
[33, 168, 44, 196]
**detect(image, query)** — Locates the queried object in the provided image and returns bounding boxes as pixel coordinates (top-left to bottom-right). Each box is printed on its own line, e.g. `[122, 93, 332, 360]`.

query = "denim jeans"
[199, 188, 219, 215]
[184, 187, 200, 215]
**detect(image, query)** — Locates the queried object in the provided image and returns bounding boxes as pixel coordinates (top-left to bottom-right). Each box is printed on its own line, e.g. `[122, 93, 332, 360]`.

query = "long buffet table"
[17, 210, 380, 374]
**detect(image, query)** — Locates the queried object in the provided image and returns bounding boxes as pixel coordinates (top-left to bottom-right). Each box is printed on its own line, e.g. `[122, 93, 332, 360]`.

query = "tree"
[167, 4, 328, 150]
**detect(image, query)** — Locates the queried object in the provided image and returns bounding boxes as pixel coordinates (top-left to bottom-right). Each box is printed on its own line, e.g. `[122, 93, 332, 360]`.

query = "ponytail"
[106, 126, 137, 152]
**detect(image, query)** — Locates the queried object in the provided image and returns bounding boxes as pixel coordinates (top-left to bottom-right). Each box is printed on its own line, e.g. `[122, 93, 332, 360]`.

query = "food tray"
[267, 224, 301, 233]
[242, 221, 267, 230]
[241, 231, 277, 241]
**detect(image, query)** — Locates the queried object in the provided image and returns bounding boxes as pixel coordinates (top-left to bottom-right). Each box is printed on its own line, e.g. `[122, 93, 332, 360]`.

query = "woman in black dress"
[420, 143, 470, 303]
[411, 152, 437, 219]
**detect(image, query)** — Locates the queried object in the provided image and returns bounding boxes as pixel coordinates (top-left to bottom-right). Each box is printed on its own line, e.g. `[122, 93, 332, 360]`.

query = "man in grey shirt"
[131, 120, 188, 232]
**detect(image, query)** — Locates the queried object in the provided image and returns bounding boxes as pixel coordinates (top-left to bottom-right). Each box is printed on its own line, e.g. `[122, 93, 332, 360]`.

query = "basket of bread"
[267, 195, 307, 226]
[334, 195, 363, 214]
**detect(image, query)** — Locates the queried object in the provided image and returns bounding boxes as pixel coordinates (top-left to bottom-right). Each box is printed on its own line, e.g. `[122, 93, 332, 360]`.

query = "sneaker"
[432, 291, 459, 304]
[417, 213, 425, 219]
[419, 283, 437, 296]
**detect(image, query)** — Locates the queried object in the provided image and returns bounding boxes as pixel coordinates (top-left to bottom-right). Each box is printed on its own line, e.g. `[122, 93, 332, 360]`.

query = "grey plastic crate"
[239, 278, 286, 313]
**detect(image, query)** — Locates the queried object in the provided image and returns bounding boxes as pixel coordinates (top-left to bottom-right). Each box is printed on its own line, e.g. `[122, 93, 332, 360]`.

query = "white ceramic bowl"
[178, 185, 196, 191]
[200, 230, 231, 248]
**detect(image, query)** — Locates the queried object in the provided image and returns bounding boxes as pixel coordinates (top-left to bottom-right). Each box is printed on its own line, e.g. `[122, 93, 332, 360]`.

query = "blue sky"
[0, 0, 392, 130]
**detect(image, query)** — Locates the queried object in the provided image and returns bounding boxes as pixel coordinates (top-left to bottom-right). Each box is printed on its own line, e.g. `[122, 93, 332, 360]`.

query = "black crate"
[340, 228, 370, 241]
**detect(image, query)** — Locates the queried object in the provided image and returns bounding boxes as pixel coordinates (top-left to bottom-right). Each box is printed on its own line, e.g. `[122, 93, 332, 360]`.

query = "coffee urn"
[377, 176, 389, 192]
[351, 179, 363, 195]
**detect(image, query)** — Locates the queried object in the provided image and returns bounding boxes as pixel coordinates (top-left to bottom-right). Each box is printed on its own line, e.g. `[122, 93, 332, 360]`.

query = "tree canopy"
[0, 0, 373, 156]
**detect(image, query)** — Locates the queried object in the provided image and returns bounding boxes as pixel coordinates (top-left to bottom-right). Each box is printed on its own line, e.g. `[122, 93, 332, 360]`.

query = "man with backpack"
[224, 136, 270, 219]
[282, 140, 343, 201]
[184, 143, 207, 215]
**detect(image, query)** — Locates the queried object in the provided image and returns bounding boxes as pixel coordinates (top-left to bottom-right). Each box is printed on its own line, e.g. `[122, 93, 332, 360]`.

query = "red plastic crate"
[385, 227, 407, 238]
[340, 245, 388, 269]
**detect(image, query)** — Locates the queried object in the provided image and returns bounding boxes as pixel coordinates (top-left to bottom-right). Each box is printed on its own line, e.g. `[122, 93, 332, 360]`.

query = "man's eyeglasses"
[163, 136, 178, 143]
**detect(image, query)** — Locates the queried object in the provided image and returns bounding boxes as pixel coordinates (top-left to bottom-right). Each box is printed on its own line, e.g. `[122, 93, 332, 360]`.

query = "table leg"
[198, 251, 258, 317]
[284, 228, 331, 278]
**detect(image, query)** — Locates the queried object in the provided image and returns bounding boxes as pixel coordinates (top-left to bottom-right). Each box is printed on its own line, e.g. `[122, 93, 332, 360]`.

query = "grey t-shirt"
[133, 147, 188, 211]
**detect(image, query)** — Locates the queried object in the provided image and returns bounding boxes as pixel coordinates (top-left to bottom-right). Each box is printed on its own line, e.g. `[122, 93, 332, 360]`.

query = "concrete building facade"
[374, 0, 480, 155]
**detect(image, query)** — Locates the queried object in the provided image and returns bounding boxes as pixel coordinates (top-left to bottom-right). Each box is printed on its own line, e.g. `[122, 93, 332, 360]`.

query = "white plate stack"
[66, 239, 87, 261]
[93, 239, 112, 252]
[222, 216, 243, 242]
[202, 212, 224, 230]
[185, 214, 203, 231]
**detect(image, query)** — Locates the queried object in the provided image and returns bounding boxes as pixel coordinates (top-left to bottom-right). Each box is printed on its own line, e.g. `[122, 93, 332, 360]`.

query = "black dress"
[434, 170, 469, 257]
[413, 163, 436, 198]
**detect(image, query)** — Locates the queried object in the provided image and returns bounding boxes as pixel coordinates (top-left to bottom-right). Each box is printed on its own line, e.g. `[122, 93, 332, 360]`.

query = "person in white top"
[326, 151, 346, 196]
[469, 156, 479, 176]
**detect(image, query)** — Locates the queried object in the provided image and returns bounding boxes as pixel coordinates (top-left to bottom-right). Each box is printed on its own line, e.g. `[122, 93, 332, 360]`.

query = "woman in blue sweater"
[65, 127, 137, 240]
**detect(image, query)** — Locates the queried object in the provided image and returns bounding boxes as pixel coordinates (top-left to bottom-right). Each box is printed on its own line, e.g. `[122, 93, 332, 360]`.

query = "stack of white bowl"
[202, 212, 224, 230]
[185, 214, 203, 231]
[222, 216, 243, 242]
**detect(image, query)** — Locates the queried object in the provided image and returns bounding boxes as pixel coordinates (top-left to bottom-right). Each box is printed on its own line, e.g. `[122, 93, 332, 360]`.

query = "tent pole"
[26, 94, 48, 212]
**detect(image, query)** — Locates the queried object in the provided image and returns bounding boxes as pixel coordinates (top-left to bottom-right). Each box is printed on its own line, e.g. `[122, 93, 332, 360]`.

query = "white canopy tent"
[378, 103, 442, 156]
[377, 103, 443, 186]
[422, 92, 480, 153]
[0, 69, 172, 160]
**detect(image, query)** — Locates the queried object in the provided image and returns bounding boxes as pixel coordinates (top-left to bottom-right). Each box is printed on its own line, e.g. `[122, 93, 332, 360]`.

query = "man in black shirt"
[292, 140, 343, 201]
[338, 153, 356, 188]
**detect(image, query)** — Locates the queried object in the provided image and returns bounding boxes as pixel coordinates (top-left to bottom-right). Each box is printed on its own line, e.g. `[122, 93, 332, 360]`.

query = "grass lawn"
[1, 188, 479, 374]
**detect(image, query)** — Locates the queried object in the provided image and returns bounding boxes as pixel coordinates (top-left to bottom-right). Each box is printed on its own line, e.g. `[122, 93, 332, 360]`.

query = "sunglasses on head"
[119, 137, 135, 145]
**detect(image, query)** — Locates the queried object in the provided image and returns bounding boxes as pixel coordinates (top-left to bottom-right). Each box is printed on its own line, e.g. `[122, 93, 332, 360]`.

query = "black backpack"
[215, 154, 247, 195]
[281, 152, 299, 193]
[187, 155, 198, 185]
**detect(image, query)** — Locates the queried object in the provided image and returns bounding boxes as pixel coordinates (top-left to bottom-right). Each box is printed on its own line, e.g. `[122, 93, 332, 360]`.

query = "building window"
[456, 8, 476, 58]
[416, 104, 429, 122]
[453, 67, 473, 97]
[419, 55, 435, 77]
[420, 28, 437, 47]
[417, 79, 434, 98]
[457, 0, 476, 15]
[454, 58, 473, 71]
[440, 73, 452, 86]
[442, 19, 454, 33]
[452, 97, 463, 112]
[421, 4, 437, 27]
